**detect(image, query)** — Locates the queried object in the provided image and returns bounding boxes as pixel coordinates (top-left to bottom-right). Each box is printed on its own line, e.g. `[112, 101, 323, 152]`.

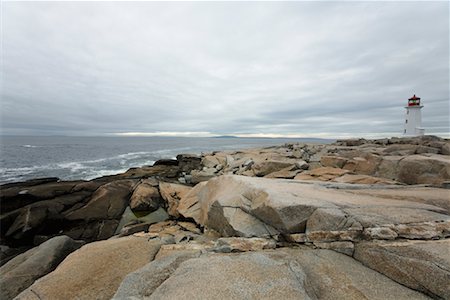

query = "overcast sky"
[1, 1, 449, 138]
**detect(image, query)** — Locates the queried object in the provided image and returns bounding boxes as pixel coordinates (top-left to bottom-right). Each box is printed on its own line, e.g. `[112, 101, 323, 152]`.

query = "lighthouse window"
[406, 119, 408, 123]
[407, 110, 409, 114]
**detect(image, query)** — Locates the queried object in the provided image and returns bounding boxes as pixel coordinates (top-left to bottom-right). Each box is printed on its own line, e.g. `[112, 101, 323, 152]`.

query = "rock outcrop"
[177, 175, 449, 240]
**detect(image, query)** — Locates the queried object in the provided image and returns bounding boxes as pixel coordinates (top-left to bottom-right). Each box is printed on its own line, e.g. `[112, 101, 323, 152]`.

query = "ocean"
[0, 136, 332, 184]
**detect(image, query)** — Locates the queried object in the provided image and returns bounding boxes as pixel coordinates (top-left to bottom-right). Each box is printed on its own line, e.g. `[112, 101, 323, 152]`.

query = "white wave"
[55, 162, 86, 172]
[21, 145, 40, 148]
[116, 151, 152, 159]
[83, 168, 129, 180]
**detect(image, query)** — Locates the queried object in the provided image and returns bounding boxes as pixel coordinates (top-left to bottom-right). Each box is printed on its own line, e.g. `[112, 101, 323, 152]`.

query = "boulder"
[64, 180, 135, 221]
[0, 236, 84, 300]
[264, 166, 300, 179]
[442, 142, 450, 155]
[294, 167, 350, 181]
[354, 239, 450, 299]
[251, 160, 295, 177]
[190, 168, 217, 184]
[177, 181, 207, 223]
[16, 237, 162, 300]
[159, 182, 192, 218]
[320, 155, 347, 168]
[397, 154, 450, 185]
[415, 145, 440, 154]
[295, 160, 309, 170]
[383, 144, 418, 155]
[176, 154, 201, 173]
[130, 180, 161, 212]
[342, 153, 381, 175]
[376, 156, 403, 180]
[202, 156, 220, 168]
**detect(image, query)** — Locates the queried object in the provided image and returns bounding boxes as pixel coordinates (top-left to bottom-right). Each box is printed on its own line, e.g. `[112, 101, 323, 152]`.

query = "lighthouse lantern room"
[404, 94, 424, 136]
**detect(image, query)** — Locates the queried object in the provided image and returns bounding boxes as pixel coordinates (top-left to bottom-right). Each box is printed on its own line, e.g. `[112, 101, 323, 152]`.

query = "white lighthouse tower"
[404, 94, 425, 136]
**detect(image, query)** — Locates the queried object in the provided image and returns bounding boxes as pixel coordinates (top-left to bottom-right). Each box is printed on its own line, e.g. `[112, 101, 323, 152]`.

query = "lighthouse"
[404, 94, 425, 136]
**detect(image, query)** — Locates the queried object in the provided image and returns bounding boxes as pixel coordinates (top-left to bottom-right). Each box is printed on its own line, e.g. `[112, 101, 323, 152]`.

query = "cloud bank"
[1, 1, 449, 138]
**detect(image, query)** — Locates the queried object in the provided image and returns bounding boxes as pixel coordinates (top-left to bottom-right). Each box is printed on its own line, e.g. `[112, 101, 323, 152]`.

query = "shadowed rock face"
[0, 236, 84, 300]
[0, 163, 186, 254]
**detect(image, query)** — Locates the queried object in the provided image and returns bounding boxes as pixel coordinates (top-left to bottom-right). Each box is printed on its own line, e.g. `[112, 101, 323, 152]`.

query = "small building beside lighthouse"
[404, 94, 425, 136]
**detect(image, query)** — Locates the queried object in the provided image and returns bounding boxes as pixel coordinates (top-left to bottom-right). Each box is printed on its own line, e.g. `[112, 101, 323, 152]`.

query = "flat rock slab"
[15, 236, 161, 300]
[354, 239, 450, 299]
[179, 175, 449, 238]
[127, 248, 429, 300]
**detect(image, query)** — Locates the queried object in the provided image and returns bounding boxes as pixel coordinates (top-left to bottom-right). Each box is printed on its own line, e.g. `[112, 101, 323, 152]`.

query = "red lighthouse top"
[408, 94, 421, 106]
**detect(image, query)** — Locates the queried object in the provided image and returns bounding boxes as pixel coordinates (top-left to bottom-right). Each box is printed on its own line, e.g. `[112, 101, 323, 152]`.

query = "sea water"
[0, 136, 331, 183]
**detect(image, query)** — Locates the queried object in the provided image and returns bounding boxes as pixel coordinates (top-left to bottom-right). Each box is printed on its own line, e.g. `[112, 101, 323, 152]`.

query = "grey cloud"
[1, 1, 448, 138]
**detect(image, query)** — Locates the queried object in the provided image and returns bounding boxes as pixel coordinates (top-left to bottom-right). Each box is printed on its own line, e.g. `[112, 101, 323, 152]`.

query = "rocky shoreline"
[1, 135, 449, 299]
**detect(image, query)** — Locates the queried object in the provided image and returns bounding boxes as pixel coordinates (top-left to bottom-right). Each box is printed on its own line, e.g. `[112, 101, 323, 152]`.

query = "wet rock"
[64, 180, 135, 221]
[0, 181, 81, 213]
[176, 154, 201, 173]
[120, 165, 179, 179]
[153, 159, 179, 166]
